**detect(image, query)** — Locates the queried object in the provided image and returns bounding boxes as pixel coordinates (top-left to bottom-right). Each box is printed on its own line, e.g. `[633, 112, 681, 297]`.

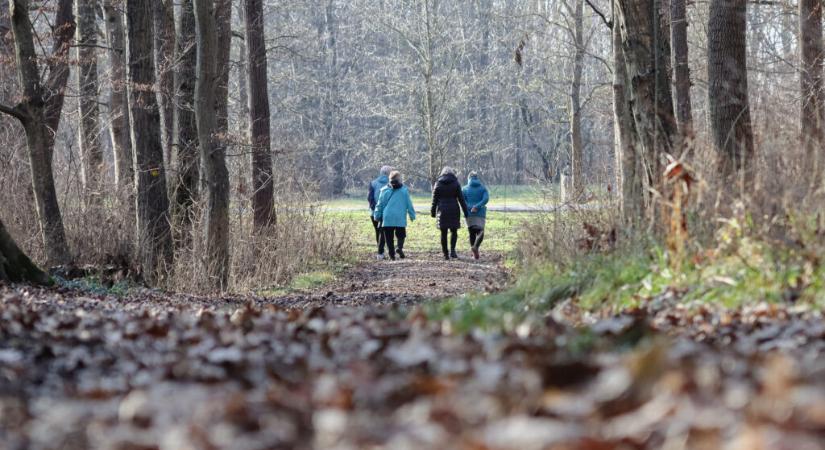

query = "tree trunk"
[76, 0, 103, 204]
[126, 0, 173, 285]
[707, 0, 754, 187]
[800, 0, 824, 188]
[103, 0, 133, 189]
[0, 218, 50, 284]
[172, 0, 200, 236]
[616, 0, 678, 218]
[194, 0, 231, 290]
[3, 0, 74, 266]
[612, 3, 644, 225]
[153, 0, 175, 172]
[569, 0, 585, 199]
[245, 0, 275, 228]
[670, 0, 693, 138]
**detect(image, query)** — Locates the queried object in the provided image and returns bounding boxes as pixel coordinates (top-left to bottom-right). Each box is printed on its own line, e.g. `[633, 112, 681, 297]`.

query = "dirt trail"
[271, 252, 510, 308]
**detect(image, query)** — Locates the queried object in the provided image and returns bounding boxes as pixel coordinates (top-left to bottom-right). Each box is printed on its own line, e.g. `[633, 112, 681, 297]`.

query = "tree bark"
[76, 0, 103, 204]
[245, 0, 275, 228]
[3, 0, 74, 266]
[194, 0, 231, 290]
[126, 0, 173, 285]
[172, 0, 200, 236]
[800, 0, 824, 187]
[569, 0, 585, 199]
[615, 0, 678, 217]
[670, 0, 693, 137]
[153, 0, 175, 171]
[0, 218, 50, 284]
[103, 0, 133, 189]
[612, 2, 644, 225]
[707, 0, 754, 186]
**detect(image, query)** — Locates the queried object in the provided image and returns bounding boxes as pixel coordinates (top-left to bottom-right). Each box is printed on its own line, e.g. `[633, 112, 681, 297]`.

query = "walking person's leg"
[450, 228, 458, 258]
[396, 228, 406, 258]
[440, 228, 449, 260]
[468, 226, 480, 259]
[383, 226, 396, 260]
[468, 227, 478, 247]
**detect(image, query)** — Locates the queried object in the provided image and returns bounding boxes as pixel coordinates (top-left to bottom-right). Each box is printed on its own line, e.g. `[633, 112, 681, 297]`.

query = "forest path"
[269, 251, 511, 309]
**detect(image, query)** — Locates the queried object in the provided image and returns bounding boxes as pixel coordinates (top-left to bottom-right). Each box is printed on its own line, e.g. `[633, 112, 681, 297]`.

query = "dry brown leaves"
[1, 285, 824, 450]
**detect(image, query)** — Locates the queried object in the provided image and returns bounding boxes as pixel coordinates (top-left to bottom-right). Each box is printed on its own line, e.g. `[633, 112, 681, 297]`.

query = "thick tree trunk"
[800, 0, 824, 188]
[612, 5, 644, 225]
[569, 0, 585, 199]
[76, 0, 103, 203]
[0, 218, 50, 284]
[616, 0, 678, 217]
[126, 0, 173, 285]
[708, 0, 754, 186]
[194, 0, 231, 290]
[153, 0, 175, 172]
[670, 0, 693, 138]
[172, 0, 200, 236]
[4, 0, 74, 266]
[103, 0, 133, 189]
[245, 0, 275, 228]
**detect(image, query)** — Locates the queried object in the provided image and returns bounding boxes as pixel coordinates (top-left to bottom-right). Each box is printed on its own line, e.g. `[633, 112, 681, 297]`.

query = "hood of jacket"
[467, 177, 482, 188]
[374, 174, 389, 185]
[436, 173, 458, 186]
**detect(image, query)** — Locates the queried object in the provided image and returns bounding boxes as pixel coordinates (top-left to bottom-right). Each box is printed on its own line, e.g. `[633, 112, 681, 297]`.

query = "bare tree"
[1, 0, 74, 266]
[708, 0, 754, 185]
[194, 0, 230, 289]
[76, 0, 103, 204]
[245, 0, 275, 228]
[568, 0, 585, 198]
[153, 0, 175, 170]
[671, 0, 693, 137]
[615, 0, 678, 217]
[0, 218, 49, 284]
[799, 0, 824, 187]
[172, 0, 199, 236]
[103, 0, 133, 189]
[126, 0, 173, 284]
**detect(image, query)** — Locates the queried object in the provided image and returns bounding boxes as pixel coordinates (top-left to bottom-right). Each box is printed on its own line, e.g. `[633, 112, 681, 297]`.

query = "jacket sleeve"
[457, 186, 469, 218]
[374, 189, 386, 220]
[477, 188, 490, 209]
[407, 192, 416, 221]
[430, 183, 439, 217]
[368, 182, 376, 210]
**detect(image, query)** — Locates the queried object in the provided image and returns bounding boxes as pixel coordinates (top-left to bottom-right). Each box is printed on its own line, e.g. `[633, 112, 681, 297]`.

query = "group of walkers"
[367, 165, 489, 261]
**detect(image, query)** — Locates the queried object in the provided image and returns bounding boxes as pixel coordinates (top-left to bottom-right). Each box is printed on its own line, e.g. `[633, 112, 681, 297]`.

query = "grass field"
[321, 184, 559, 211]
[325, 209, 531, 257]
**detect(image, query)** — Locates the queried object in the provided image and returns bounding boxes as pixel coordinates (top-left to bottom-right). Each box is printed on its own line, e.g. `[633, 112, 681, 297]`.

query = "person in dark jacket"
[431, 167, 469, 260]
[373, 171, 416, 260]
[368, 165, 392, 259]
[462, 171, 489, 260]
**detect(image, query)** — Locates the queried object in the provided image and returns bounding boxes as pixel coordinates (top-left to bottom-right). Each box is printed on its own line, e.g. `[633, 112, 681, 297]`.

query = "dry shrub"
[168, 200, 352, 294]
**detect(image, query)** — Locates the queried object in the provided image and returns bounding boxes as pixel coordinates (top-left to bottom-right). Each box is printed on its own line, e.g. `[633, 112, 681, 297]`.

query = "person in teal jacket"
[373, 171, 416, 260]
[462, 171, 489, 260]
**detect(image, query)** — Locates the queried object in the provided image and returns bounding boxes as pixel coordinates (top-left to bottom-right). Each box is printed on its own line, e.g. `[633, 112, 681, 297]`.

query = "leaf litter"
[1, 253, 824, 449]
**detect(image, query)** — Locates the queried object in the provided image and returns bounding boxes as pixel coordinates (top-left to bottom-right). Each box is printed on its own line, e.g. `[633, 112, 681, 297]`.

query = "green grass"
[323, 184, 558, 210]
[428, 218, 825, 333]
[325, 209, 530, 256]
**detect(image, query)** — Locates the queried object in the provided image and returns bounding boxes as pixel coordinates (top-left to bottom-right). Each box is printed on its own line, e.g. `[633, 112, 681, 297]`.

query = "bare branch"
[0, 102, 24, 121]
[584, 0, 612, 28]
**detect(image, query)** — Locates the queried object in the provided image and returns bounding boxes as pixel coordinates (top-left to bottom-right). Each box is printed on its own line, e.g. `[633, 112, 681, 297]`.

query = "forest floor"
[2, 251, 825, 449]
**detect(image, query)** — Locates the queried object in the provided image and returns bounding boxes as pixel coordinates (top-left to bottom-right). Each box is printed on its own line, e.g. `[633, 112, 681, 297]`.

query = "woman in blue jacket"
[462, 171, 489, 260]
[373, 171, 416, 260]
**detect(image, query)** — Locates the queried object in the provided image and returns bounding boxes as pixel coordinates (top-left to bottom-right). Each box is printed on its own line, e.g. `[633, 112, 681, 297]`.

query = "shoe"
[376, 253, 385, 260]
[450, 251, 458, 259]
[472, 247, 480, 260]
[444, 253, 450, 260]
[397, 249, 405, 259]
[389, 255, 396, 261]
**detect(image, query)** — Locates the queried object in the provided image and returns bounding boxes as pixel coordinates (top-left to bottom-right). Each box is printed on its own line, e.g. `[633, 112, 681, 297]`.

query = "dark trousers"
[371, 217, 386, 254]
[440, 228, 458, 256]
[382, 227, 406, 258]
[469, 226, 485, 250]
